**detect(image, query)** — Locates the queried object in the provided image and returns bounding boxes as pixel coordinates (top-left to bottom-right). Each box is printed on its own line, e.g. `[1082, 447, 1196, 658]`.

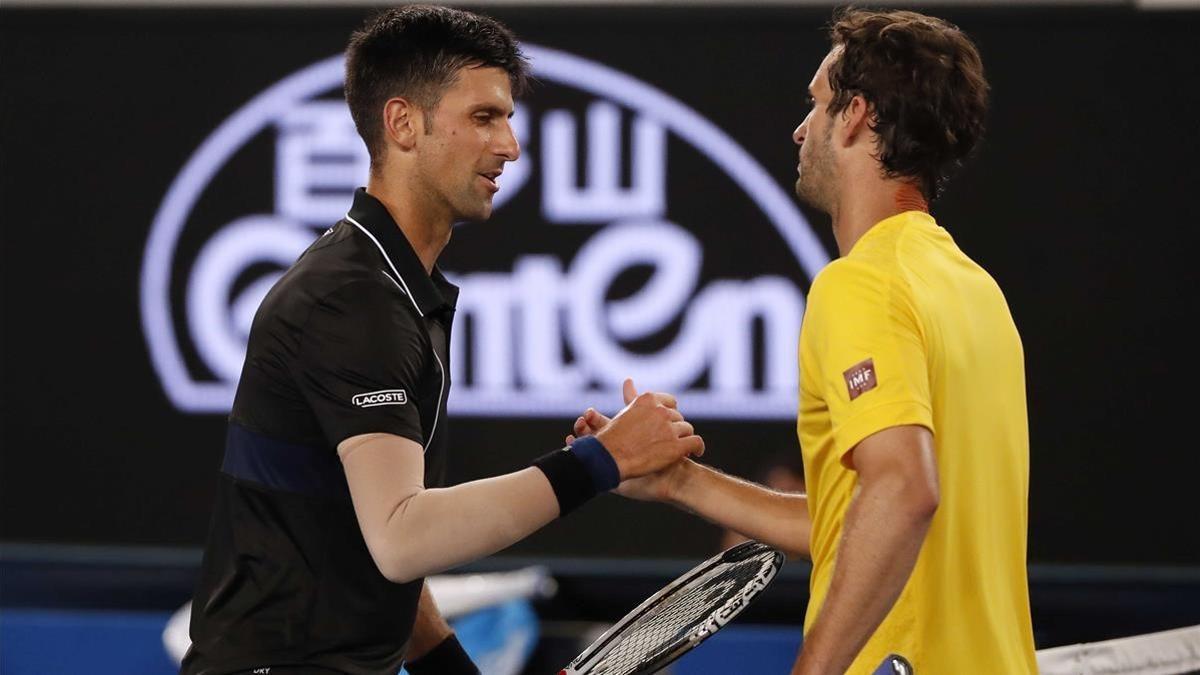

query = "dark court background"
[2, 5, 1198, 575]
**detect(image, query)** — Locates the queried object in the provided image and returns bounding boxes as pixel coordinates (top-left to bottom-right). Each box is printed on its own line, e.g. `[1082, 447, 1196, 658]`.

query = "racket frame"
[561, 541, 784, 675]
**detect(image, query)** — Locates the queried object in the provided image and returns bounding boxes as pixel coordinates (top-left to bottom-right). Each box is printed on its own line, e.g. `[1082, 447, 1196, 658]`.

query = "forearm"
[792, 479, 933, 674]
[365, 468, 559, 583]
[673, 462, 811, 559]
[408, 583, 455, 659]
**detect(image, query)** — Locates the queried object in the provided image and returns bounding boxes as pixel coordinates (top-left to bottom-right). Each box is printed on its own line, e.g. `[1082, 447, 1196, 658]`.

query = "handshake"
[564, 379, 703, 504]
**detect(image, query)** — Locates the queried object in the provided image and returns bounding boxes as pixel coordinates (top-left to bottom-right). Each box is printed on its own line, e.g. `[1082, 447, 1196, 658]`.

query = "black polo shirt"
[183, 188, 457, 675]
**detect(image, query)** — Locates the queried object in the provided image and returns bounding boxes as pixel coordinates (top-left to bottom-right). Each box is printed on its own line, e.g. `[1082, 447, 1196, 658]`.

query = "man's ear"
[837, 94, 873, 147]
[382, 97, 422, 151]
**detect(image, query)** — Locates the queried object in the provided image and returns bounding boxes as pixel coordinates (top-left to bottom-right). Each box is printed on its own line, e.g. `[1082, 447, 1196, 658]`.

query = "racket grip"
[873, 654, 914, 674]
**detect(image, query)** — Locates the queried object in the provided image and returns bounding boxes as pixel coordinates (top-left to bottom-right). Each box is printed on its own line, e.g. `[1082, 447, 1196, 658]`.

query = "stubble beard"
[456, 179, 494, 223]
[449, 163, 496, 223]
[794, 126, 836, 215]
[414, 157, 493, 225]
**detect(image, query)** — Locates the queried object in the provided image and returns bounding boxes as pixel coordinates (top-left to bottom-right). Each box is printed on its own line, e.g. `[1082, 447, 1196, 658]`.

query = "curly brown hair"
[827, 8, 989, 200]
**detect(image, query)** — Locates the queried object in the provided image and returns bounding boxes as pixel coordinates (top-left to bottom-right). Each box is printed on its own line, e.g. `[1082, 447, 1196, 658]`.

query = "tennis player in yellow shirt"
[575, 8, 1037, 673]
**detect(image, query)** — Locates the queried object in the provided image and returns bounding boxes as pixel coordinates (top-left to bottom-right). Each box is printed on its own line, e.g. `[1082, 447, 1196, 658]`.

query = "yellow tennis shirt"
[797, 211, 1037, 673]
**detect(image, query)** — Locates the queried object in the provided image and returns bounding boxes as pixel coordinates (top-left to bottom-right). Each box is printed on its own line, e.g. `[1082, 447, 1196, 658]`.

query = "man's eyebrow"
[471, 104, 513, 117]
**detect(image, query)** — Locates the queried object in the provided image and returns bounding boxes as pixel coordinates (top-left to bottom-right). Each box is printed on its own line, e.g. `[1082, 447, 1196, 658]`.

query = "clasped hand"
[566, 379, 701, 502]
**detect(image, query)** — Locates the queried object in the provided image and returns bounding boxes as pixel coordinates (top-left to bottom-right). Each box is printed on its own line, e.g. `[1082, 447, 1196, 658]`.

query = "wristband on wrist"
[405, 633, 478, 675]
[533, 436, 620, 516]
[568, 436, 621, 492]
[533, 446, 596, 516]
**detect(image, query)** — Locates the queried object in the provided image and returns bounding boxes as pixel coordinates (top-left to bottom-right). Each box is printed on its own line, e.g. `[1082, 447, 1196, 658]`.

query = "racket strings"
[589, 557, 772, 675]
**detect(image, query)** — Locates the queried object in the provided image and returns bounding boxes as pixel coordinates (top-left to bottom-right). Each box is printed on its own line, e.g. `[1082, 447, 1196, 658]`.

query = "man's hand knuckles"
[634, 392, 653, 406]
[653, 393, 678, 408]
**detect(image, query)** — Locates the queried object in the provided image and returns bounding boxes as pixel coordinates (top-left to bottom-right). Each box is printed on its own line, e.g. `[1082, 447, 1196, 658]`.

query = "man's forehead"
[453, 65, 512, 90]
[809, 48, 841, 93]
[444, 65, 514, 104]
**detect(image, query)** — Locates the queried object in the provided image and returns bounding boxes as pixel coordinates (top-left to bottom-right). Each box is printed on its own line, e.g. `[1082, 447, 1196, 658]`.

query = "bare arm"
[791, 425, 938, 675]
[339, 433, 559, 583]
[340, 392, 702, 584]
[667, 461, 811, 560]
[569, 384, 810, 559]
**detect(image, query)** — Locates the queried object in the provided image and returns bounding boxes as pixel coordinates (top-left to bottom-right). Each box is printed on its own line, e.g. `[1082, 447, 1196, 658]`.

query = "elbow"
[913, 485, 939, 521]
[373, 545, 426, 585]
[383, 566, 423, 585]
[907, 474, 939, 522]
[365, 502, 429, 584]
[871, 473, 938, 525]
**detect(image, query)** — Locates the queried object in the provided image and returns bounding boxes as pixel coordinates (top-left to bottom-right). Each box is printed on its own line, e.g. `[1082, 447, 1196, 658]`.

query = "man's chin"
[794, 180, 827, 213]
[794, 179, 814, 205]
[474, 200, 495, 221]
[454, 197, 495, 223]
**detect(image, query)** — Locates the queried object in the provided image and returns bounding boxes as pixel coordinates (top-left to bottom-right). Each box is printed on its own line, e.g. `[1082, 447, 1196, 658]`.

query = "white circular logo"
[140, 46, 829, 418]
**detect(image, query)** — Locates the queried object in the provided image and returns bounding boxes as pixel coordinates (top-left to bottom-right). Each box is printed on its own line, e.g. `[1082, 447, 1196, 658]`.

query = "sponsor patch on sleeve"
[842, 358, 877, 401]
[351, 389, 408, 408]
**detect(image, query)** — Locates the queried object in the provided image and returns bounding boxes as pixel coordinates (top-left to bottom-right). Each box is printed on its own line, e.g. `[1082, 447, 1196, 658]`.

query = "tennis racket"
[873, 654, 914, 674]
[560, 540, 785, 675]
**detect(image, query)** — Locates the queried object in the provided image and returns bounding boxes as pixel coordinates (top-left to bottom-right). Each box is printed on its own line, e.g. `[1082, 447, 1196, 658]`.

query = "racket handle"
[872, 654, 914, 675]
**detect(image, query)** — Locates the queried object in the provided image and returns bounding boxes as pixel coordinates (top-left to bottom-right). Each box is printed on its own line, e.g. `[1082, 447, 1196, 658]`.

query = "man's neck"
[829, 178, 927, 257]
[366, 173, 453, 275]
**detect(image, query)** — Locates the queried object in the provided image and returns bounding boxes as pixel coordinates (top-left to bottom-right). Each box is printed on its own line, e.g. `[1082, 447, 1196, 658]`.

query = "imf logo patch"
[140, 46, 829, 418]
[843, 358, 878, 401]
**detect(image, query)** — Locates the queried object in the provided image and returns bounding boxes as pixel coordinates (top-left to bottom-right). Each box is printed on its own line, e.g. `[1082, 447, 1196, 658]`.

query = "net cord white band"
[1036, 624, 1200, 675]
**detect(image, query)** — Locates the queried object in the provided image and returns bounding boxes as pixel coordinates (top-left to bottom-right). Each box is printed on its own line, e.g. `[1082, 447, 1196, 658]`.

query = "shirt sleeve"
[804, 258, 934, 467]
[291, 279, 427, 448]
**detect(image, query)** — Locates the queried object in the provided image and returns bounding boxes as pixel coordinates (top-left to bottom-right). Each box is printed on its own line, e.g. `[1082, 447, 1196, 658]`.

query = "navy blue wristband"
[533, 447, 596, 516]
[568, 436, 621, 492]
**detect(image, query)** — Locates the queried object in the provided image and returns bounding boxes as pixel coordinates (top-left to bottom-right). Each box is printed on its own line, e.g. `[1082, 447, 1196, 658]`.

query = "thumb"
[623, 378, 638, 405]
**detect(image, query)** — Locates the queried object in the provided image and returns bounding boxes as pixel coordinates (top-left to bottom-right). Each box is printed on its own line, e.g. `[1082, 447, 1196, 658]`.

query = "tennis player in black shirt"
[181, 7, 704, 675]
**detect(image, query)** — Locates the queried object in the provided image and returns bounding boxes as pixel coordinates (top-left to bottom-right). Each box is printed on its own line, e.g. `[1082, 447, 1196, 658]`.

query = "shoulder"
[291, 221, 386, 282]
[805, 252, 922, 339]
[311, 276, 422, 332]
[284, 228, 419, 321]
[288, 276, 428, 376]
[809, 257, 893, 304]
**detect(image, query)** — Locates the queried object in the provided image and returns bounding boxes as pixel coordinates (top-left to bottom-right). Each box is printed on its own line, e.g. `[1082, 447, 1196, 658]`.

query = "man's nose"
[496, 121, 521, 162]
[793, 121, 806, 146]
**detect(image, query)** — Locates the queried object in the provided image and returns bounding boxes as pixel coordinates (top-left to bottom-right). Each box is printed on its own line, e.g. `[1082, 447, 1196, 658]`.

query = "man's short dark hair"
[344, 5, 529, 163]
[827, 8, 989, 200]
